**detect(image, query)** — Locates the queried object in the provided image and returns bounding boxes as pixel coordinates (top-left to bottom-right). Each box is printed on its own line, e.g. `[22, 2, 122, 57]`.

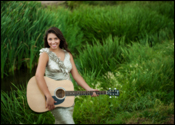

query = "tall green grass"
[72, 39, 174, 124]
[136, 1, 174, 20]
[1, 1, 45, 77]
[1, 39, 174, 124]
[1, 83, 55, 124]
[115, 40, 174, 106]
[1, 1, 174, 123]
[1, 1, 84, 78]
[67, 1, 174, 44]
[1, 1, 174, 78]
[75, 35, 126, 78]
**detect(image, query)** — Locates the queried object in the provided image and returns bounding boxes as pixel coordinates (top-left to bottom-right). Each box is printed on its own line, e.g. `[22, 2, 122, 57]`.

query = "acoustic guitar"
[27, 76, 119, 113]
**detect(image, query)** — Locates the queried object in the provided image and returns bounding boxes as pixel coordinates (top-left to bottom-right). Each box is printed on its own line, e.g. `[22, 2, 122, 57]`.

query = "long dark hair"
[44, 27, 71, 53]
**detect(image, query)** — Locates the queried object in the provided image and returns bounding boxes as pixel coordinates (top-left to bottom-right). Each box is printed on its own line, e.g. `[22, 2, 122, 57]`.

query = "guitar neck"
[65, 91, 107, 96]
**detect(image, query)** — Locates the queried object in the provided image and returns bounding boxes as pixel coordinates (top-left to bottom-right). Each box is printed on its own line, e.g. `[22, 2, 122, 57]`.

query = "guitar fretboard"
[65, 91, 107, 96]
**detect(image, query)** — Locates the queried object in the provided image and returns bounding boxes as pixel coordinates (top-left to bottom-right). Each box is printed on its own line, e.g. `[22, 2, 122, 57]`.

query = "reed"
[76, 35, 126, 78]
[68, 1, 174, 44]
[136, 1, 174, 20]
[1, 1, 174, 123]
[1, 1, 174, 78]
[111, 39, 174, 106]
[70, 37, 174, 123]
[1, 39, 174, 123]
[1, 1, 85, 78]
[1, 83, 54, 124]
[1, 1, 44, 77]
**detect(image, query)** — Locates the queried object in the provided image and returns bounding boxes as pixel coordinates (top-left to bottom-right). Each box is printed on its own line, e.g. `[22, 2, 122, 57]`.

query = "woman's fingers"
[92, 91, 99, 97]
[45, 96, 57, 110]
[47, 105, 55, 110]
[46, 101, 57, 110]
[94, 89, 99, 96]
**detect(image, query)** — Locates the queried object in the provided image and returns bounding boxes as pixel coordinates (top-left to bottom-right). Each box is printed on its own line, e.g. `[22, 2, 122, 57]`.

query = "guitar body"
[27, 76, 75, 113]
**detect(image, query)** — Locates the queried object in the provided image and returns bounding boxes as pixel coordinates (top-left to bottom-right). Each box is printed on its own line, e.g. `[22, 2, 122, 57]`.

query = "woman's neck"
[49, 47, 62, 53]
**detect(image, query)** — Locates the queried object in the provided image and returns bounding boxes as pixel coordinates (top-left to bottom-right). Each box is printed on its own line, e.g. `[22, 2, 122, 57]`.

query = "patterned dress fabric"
[39, 48, 75, 124]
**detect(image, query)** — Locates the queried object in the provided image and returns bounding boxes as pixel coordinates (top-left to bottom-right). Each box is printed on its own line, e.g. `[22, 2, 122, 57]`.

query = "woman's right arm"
[35, 52, 56, 110]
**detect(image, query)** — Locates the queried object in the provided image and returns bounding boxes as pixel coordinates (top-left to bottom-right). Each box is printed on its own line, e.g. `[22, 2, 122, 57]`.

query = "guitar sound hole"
[56, 89, 65, 99]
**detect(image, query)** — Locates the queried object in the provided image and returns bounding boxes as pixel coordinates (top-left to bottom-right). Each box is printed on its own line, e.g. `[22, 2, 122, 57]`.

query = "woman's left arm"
[69, 53, 99, 97]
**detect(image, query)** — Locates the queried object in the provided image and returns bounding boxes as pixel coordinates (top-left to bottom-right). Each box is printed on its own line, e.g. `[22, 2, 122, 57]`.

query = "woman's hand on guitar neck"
[87, 88, 99, 97]
[46, 95, 57, 111]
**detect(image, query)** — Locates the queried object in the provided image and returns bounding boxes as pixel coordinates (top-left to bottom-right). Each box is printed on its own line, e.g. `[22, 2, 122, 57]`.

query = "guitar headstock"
[107, 88, 119, 98]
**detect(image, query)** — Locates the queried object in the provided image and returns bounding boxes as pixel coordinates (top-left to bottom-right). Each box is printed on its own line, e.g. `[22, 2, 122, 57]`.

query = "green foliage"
[1, 1, 174, 124]
[139, 102, 174, 124]
[76, 35, 126, 77]
[72, 39, 174, 123]
[1, 83, 54, 124]
[1, 1, 174, 78]
[138, 1, 174, 20]
[68, 1, 174, 44]
[1, 1, 84, 77]
[119, 40, 174, 94]
[67, 1, 132, 9]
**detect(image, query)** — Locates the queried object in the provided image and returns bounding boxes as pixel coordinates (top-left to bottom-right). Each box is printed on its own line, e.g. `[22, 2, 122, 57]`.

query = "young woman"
[35, 27, 99, 124]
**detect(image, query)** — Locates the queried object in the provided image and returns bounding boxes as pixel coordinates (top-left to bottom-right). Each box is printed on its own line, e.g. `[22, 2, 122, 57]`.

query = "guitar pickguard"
[52, 96, 65, 105]
[45, 96, 65, 105]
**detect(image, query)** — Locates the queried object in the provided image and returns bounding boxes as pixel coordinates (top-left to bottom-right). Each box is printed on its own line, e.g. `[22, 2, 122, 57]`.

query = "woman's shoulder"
[39, 48, 50, 54]
[63, 49, 73, 58]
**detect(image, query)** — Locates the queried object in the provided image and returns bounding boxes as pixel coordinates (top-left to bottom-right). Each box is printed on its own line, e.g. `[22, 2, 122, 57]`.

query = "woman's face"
[47, 33, 60, 50]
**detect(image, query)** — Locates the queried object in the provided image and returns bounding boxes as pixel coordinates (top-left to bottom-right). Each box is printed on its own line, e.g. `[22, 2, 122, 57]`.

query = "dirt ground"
[40, 1, 65, 6]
